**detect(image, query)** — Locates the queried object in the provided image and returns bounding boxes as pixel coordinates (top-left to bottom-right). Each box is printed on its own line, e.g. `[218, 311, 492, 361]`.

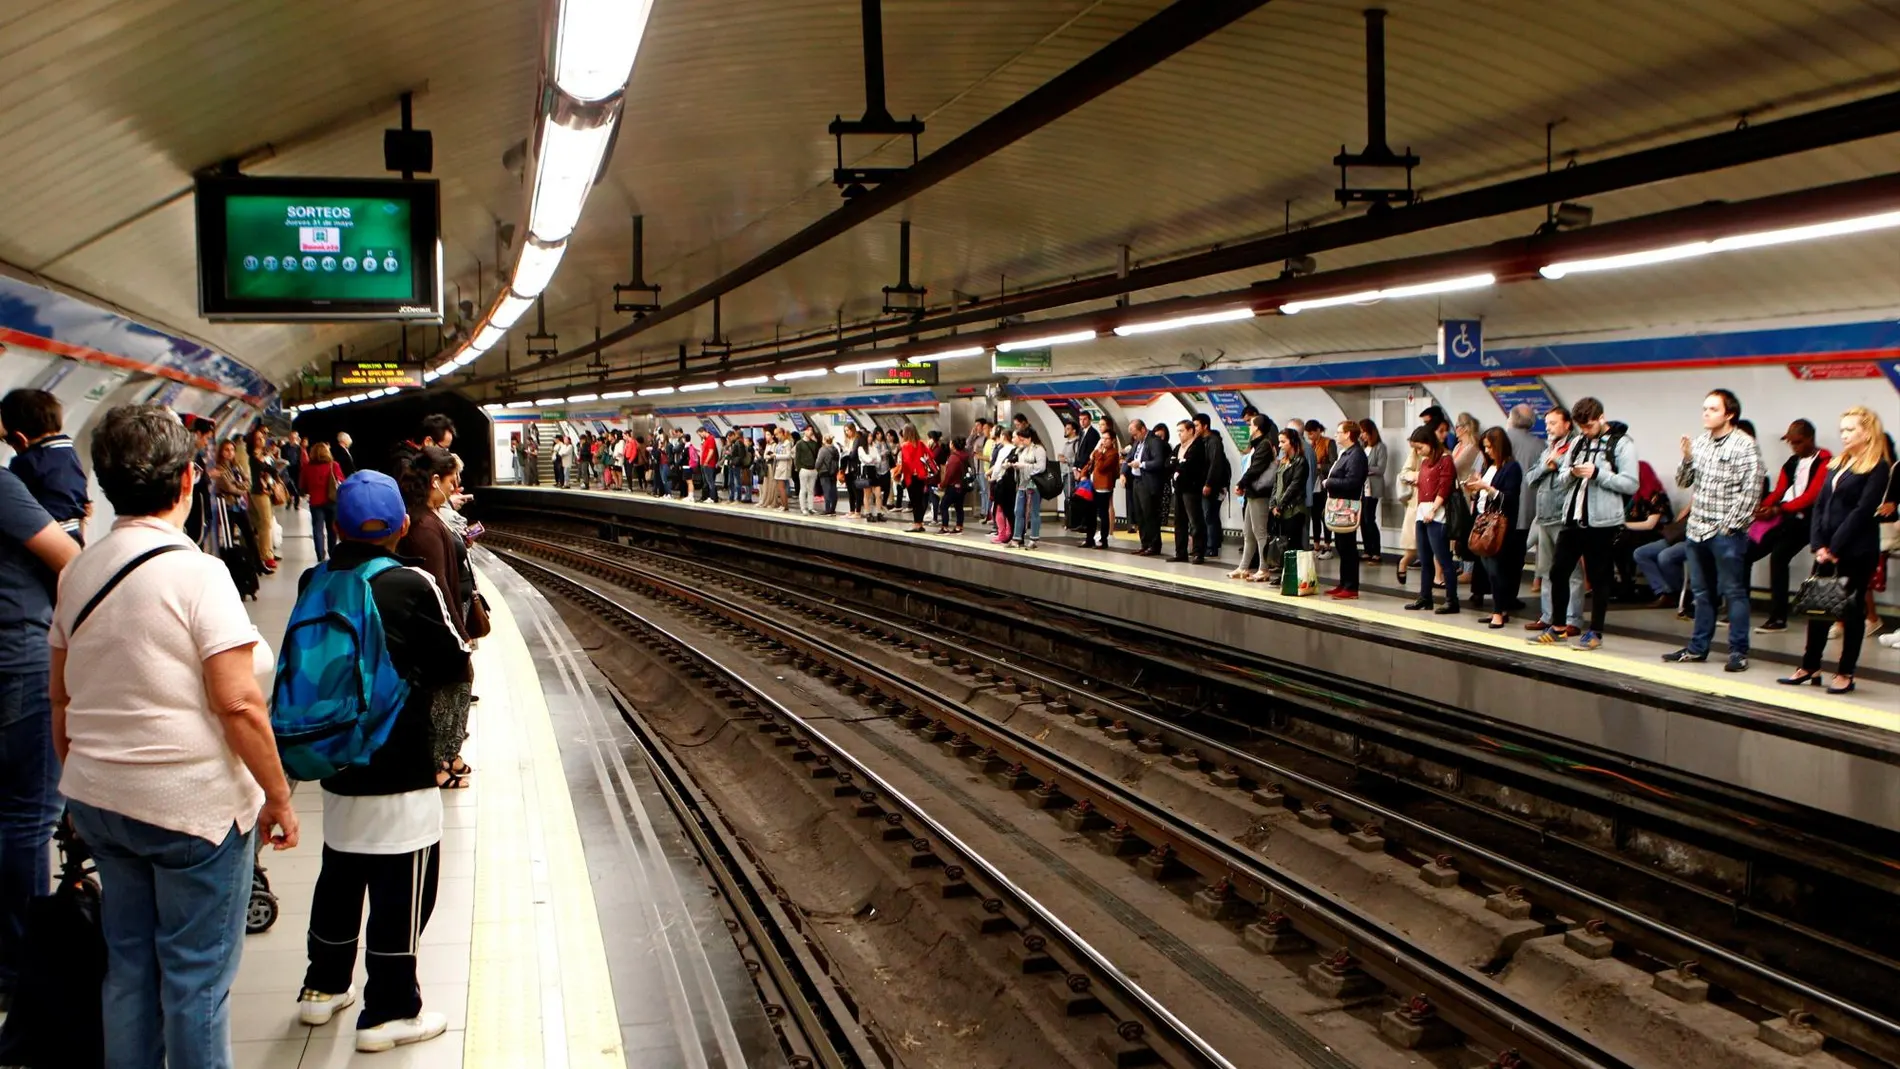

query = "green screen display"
[223, 195, 415, 301]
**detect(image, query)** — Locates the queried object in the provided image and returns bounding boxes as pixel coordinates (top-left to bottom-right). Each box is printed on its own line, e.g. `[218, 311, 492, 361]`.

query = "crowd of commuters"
[0, 396, 485, 1063]
[580, 394, 1895, 682]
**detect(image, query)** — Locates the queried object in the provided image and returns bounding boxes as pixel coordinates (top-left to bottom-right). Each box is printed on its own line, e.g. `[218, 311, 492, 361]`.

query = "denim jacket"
[1548, 431, 1640, 529]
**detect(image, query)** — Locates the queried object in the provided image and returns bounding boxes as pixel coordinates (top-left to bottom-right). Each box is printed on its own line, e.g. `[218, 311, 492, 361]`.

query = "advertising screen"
[196, 176, 441, 322]
[225, 196, 414, 302]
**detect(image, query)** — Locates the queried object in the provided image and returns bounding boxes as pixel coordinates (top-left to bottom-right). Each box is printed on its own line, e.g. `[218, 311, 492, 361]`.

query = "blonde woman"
[1778, 407, 1892, 694]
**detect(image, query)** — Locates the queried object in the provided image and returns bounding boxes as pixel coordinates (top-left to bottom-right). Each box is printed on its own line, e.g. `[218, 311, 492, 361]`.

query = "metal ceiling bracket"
[881, 220, 927, 315]
[828, 0, 925, 198]
[699, 297, 731, 362]
[1332, 8, 1419, 211]
[526, 297, 558, 359]
[614, 214, 663, 315]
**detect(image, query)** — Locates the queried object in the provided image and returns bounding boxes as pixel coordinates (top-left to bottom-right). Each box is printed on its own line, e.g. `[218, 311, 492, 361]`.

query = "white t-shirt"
[323, 788, 442, 854]
[53, 517, 270, 844]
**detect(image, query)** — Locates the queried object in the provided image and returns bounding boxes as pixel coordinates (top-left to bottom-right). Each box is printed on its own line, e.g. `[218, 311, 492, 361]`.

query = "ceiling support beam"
[490, 170, 1900, 400]
[465, 0, 1274, 388]
[690, 85, 1900, 371]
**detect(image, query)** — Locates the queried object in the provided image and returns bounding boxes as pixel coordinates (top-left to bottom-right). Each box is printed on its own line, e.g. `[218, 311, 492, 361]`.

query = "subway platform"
[221, 508, 780, 1068]
[487, 484, 1900, 834]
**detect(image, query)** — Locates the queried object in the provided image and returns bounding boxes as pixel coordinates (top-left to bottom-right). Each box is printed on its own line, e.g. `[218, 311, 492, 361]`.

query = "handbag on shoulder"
[1467, 498, 1508, 559]
[1323, 496, 1361, 533]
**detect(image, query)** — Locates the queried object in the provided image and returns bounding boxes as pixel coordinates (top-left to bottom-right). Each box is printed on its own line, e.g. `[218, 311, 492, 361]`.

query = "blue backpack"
[271, 557, 412, 781]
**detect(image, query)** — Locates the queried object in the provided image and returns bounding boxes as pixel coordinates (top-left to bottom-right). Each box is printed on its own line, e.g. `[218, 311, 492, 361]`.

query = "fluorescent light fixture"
[421, 368, 442, 382]
[722, 375, 768, 387]
[451, 352, 479, 368]
[528, 114, 616, 243]
[637, 386, 676, 396]
[473, 323, 508, 351]
[997, 330, 1096, 352]
[1538, 245, 1708, 281]
[535, 396, 564, 406]
[773, 368, 828, 381]
[1280, 273, 1495, 314]
[1112, 307, 1255, 337]
[678, 382, 719, 392]
[506, 400, 535, 409]
[833, 358, 897, 374]
[565, 392, 599, 403]
[551, 0, 656, 102]
[909, 346, 985, 363]
[490, 292, 534, 331]
[510, 239, 567, 299]
[1711, 209, 1900, 250]
[1540, 209, 1900, 280]
[601, 389, 634, 399]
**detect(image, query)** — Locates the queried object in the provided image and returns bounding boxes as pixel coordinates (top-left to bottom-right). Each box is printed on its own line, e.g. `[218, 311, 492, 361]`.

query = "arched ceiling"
[4, 0, 1899, 396]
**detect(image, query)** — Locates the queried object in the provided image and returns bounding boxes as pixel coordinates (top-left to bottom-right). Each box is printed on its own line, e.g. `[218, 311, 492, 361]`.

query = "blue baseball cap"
[335, 471, 408, 540]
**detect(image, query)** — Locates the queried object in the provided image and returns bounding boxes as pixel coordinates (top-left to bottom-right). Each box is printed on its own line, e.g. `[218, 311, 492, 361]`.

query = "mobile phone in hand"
[465, 522, 485, 541]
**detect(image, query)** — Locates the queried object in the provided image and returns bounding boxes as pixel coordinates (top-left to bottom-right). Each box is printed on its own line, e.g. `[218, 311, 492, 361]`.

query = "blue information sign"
[788, 411, 810, 433]
[1438, 319, 1489, 367]
[1484, 376, 1559, 438]
[1205, 389, 1253, 451]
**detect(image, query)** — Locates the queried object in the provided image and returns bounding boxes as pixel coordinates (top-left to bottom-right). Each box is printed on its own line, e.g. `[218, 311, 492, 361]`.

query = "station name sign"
[333, 360, 425, 389]
[861, 362, 939, 387]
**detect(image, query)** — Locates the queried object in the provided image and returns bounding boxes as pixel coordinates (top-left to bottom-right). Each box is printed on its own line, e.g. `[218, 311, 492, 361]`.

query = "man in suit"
[334, 432, 356, 476]
[1068, 411, 1102, 531]
[1126, 421, 1165, 556]
[1171, 419, 1209, 563]
[1195, 413, 1229, 557]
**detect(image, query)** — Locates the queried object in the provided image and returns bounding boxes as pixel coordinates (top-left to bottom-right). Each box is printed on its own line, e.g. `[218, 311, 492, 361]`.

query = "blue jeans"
[0, 668, 61, 992]
[309, 502, 335, 561]
[1686, 532, 1751, 657]
[1635, 539, 1687, 598]
[1014, 488, 1043, 542]
[1415, 519, 1457, 607]
[66, 800, 254, 1069]
[974, 467, 989, 517]
[1534, 522, 1584, 627]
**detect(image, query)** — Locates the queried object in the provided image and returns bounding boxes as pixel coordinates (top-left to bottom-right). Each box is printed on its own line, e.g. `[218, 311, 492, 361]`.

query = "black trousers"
[1202, 493, 1224, 553]
[1800, 555, 1877, 676]
[909, 477, 931, 525]
[1172, 488, 1202, 559]
[1335, 524, 1361, 591]
[1310, 490, 1330, 547]
[1750, 513, 1812, 622]
[1359, 497, 1381, 559]
[1082, 486, 1113, 545]
[1499, 527, 1530, 610]
[305, 843, 440, 1029]
[1549, 524, 1618, 634]
[1133, 482, 1163, 552]
[935, 488, 965, 527]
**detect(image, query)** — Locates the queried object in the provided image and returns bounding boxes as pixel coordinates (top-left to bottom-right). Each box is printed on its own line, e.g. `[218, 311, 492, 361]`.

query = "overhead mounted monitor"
[196, 175, 443, 322]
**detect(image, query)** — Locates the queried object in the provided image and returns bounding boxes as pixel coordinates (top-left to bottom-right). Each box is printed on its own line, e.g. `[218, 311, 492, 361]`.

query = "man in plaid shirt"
[1664, 389, 1763, 671]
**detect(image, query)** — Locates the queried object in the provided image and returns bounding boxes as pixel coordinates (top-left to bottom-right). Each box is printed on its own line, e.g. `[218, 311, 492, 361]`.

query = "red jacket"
[300, 461, 344, 506]
[899, 440, 935, 481]
[1767, 449, 1831, 516]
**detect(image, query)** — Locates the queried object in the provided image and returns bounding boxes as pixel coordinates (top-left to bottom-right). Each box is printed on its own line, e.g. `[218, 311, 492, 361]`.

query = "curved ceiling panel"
[3, 0, 1898, 395]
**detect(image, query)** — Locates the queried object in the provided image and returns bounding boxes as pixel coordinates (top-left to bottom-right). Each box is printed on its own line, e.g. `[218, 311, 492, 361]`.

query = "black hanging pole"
[1363, 9, 1388, 156]
[860, 0, 891, 124]
[631, 215, 646, 283]
[398, 92, 415, 181]
[897, 219, 912, 288]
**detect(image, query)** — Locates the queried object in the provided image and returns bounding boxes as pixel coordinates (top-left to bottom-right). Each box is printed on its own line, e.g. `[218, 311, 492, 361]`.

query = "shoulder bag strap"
[71, 544, 191, 636]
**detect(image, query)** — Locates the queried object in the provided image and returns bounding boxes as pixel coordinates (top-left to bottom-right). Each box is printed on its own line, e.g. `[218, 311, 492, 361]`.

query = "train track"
[499, 548, 1240, 1069]
[490, 533, 1679, 1069]
[488, 520, 1900, 1067]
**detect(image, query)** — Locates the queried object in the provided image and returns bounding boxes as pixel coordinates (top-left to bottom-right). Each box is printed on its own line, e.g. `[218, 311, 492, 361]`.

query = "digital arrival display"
[222, 195, 415, 302]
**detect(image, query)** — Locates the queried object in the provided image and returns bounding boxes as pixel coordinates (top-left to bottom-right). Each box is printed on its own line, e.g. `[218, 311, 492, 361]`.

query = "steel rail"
[495, 547, 1243, 1069]
[508, 522, 1900, 1063]
[497, 533, 1643, 1069]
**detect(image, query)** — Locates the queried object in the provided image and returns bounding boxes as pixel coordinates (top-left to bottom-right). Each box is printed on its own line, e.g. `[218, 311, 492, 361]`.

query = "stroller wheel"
[246, 889, 279, 934]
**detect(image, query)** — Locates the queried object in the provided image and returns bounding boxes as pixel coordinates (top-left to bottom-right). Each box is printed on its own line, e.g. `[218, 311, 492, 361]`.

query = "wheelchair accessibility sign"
[1437, 319, 1490, 367]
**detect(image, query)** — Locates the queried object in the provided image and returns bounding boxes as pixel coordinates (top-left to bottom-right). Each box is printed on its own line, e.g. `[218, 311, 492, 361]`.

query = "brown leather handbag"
[1467, 496, 1508, 559]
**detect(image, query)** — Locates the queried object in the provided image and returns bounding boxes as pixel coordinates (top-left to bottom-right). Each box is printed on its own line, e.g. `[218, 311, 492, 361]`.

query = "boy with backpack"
[274, 471, 471, 1052]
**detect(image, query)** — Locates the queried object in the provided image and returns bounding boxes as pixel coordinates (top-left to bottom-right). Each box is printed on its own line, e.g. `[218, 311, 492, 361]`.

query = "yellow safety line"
[465, 567, 626, 1069]
[585, 489, 1898, 733]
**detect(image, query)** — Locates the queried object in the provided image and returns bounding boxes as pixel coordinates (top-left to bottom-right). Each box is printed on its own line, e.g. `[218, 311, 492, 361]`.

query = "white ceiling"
[4, 0, 1899, 393]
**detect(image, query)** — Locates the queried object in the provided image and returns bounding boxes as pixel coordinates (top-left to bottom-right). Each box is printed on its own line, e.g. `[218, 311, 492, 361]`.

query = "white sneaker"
[355, 1011, 448, 1052]
[1879, 631, 1900, 649]
[298, 986, 356, 1026]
